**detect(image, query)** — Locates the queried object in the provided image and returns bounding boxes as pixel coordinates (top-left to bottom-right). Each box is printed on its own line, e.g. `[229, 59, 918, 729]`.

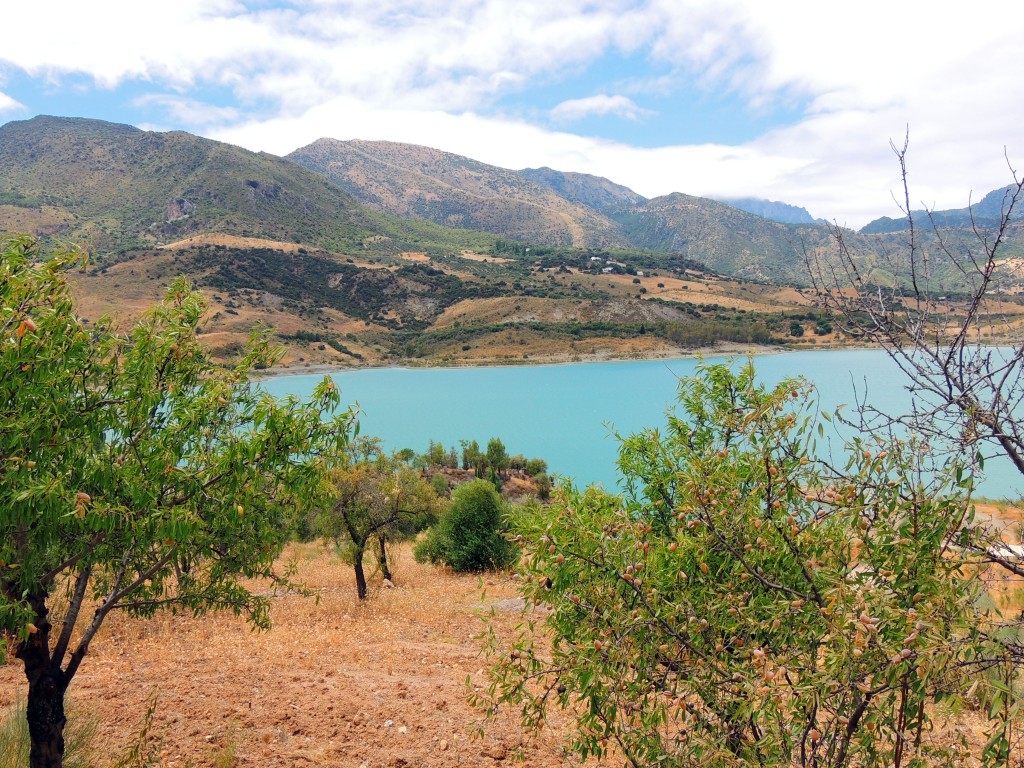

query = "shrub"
[414, 480, 517, 572]
[482, 361, 1012, 768]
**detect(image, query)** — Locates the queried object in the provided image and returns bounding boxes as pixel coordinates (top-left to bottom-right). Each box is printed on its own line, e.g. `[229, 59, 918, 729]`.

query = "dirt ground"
[4, 506, 1023, 767]
[0, 544, 582, 768]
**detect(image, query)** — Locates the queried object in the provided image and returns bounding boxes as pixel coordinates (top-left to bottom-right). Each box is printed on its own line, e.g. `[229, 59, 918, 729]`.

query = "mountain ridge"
[287, 138, 629, 248]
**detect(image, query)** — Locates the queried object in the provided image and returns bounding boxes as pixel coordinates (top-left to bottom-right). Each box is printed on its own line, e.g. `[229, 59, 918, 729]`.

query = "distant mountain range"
[1, 115, 1021, 290]
[0, 115, 497, 257]
[861, 185, 1024, 233]
[3, 114, 1024, 368]
[286, 136, 840, 282]
[714, 197, 820, 225]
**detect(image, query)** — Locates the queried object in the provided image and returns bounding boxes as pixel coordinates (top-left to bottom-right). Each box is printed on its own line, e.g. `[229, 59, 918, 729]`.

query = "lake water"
[260, 349, 1024, 501]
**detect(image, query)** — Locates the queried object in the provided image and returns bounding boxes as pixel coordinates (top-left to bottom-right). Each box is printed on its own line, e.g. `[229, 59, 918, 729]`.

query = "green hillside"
[0, 116, 497, 257]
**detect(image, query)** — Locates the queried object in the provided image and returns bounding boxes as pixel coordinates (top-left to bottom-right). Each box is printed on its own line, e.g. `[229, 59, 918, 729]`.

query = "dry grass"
[397, 251, 430, 263]
[1, 537, 1020, 766]
[0, 543, 577, 768]
[0, 205, 77, 237]
[455, 252, 513, 264]
[159, 235, 306, 253]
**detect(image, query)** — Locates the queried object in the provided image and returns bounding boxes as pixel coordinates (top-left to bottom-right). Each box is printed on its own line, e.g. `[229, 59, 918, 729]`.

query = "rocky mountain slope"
[3, 114, 1023, 370]
[287, 137, 841, 283]
[861, 184, 1024, 233]
[287, 139, 628, 248]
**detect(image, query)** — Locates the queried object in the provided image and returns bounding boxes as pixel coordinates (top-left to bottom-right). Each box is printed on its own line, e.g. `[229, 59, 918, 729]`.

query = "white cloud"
[550, 94, 652, 123]
[133, 94, 240, 127]
[0, 92, 25, 114]
[1, 0, 1022, 226]
[0, 1, 640, 112]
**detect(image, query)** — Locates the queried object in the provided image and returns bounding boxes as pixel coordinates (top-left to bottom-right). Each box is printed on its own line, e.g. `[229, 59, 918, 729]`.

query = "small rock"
[382, 578, 395, 589]
[398, 725, 408, 734]
[439, 739, 448, 752]
[383, 719, 394, 728]
[483, 742, 509, 761]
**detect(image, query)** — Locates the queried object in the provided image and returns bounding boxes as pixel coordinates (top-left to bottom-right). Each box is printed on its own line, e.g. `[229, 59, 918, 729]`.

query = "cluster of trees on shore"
[311, 434, 546, 600]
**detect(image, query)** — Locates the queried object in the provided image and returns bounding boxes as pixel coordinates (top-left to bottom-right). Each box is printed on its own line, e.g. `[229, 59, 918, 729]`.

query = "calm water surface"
[261, 350, 1024, 500]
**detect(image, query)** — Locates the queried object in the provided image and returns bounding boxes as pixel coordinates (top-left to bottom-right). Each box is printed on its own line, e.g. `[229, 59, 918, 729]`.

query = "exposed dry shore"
[256, 340, 790, 379]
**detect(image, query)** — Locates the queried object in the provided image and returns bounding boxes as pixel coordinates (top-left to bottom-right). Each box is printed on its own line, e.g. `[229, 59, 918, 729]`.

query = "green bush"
[414, 480, 517, 571]
[482, 361, 1012, 768]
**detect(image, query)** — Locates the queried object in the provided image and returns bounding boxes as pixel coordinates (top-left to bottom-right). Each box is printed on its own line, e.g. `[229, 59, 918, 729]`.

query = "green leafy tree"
[487, 437, 511, 479]
[319, 440, 443, 599]
[461, 439, 487, 476]
[482, 361, 1014, 768]
[414, 479, 517, 572]
[422, 439, 448, 469]
[0, 237, 354, 768]
[525, 457, 548, 477]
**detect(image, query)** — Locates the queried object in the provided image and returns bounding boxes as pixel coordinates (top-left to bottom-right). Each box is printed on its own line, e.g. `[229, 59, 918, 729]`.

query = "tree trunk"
[17, 597, 68, 768]
[353, 545, 368, 600]
[377, 533, 392, 582]
[25, 659, 68, 768]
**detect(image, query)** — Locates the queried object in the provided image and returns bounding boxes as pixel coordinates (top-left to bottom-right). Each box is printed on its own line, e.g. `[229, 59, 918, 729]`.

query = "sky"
[1, 0, 1022, 229]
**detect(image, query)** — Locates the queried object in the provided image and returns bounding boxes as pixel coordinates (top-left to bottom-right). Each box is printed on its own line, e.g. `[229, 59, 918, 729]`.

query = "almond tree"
[806, 141, 1024, 483]
[319, 440, 443, 599]
[483, 361, 1016, 767]
[0, 237, 354, 768]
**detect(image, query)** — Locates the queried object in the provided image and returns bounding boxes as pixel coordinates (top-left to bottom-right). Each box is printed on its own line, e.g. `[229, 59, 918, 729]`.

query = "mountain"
[715, 197, 818, 225]
[287, 139, 628, 248]
[516, 167, 647, 215]
[0, 116, 389, 253]
[9, 114, 1024, 369]
[860, 185, 1024, 234]
[0, 116, 498, 257]
[286, 137, 847, 283]
[611, 192, 835, 283]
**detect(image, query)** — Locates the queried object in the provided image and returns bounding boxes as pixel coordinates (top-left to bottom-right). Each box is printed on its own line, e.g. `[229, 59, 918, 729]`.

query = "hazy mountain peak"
[516, 166, 647, 215]
[714, 196, 818, 225]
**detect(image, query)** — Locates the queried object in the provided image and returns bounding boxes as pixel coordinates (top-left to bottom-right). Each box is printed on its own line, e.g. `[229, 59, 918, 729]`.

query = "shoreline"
[255, 340, 882, 380]
[255, 341, 790, 379]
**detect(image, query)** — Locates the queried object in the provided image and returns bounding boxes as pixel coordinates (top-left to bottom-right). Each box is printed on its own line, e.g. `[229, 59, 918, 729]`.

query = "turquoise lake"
[260, 349, 1024, 501]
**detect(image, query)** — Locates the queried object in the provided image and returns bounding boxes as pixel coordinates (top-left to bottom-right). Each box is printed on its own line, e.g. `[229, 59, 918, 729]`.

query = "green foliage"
[486, 438, 510, 477]
[483, 361, 1015, 768]
[0, 236, 355, 761]
[461, 439, 486, 475]
[112, 693, 164, 768]
[421, 440, 450, 469]
[414, 480, 517, 572]
[317, 440, 445, 598]
[525, 457, 548, 477]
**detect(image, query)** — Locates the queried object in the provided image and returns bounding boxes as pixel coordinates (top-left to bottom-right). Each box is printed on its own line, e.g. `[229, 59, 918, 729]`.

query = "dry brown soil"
[4, 515, 1022, 766]
[0, 544, 581, 768]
